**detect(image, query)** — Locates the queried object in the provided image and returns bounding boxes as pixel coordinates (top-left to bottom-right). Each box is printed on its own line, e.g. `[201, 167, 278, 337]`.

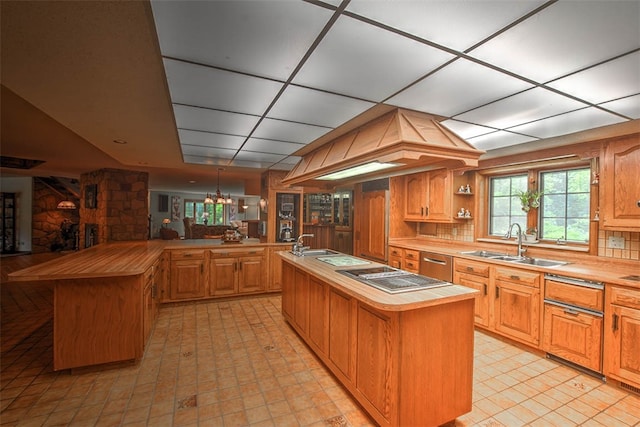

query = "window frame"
[481, 160, 594, 250]
[184, 199, 227, 225]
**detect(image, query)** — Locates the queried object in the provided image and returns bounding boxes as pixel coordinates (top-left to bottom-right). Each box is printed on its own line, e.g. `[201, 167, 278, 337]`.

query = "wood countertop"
[8, 240, 291, 282]
[278, 251, 477, 312]
[389, 238, 640, 290]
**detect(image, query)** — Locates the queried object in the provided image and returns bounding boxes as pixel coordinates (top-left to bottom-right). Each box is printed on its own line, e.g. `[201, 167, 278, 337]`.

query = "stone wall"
[80, 168, 149, 247]
[31, 179, 80, 253]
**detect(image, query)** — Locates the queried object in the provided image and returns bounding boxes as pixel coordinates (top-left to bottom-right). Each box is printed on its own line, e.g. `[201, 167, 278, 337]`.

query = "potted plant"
[530, 190, 543, 208]
[516, 190, 532, 212]
[525, 227, 538, 242]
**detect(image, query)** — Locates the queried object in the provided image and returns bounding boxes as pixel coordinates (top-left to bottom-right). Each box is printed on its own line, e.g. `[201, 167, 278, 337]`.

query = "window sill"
[476, 238, 589, 253]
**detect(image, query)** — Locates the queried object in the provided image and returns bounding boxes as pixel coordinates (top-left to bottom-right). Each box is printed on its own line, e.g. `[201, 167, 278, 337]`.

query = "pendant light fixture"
[205, 168, 232, 204]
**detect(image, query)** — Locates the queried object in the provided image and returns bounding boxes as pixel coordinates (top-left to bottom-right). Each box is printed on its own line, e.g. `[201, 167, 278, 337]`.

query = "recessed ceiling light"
[113, 139, 127, 144]
[317, 161, 403, 180]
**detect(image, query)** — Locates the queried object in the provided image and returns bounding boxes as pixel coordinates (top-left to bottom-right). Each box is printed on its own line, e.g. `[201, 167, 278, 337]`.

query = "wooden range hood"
[281, 108, 485, 186]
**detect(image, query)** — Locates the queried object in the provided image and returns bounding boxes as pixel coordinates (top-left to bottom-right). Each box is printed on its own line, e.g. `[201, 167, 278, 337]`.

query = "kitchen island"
[278, 251, 478, 427]
[7, 239, 287, 371]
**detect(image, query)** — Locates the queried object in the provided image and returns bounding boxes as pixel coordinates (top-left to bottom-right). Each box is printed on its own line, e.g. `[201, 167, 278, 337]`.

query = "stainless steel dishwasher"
[419, 251, 453, 282]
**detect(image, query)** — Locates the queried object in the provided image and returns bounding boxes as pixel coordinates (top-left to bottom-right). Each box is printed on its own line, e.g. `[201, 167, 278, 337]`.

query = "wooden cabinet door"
[282, 262, 295, 320]
[170, 259, 206, 300]
[329, 289, 355, 380]
[602, 137, 640, 230]
[605, 304, 640, 387]
[269, 247, 283, 291]
[494, 279, 540, 346]
[238, 256, 265, 293]
[293, 269, 309, 334]
[358, 190, 387, 262]
[404, 172, 426, 220]
[455, 272, 490, 328]
[209, 257, 237, 296]
[542, 303, 603, 372]
[308, 276, 328, 354]
[356, 305, 392, 421]
[425, 169, 452, 221]
[143, 279, 153, 347]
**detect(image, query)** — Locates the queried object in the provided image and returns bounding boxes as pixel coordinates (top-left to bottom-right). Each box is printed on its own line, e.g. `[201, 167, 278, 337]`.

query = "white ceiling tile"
[235, 151, 286, 163]
[152, 1, 333, 80]
[242, 138, 305, 156]
[346, 0, 546, 52]
[178, 129, 245, 150]
[228, 159, 281, 169]
[388, 59, 533, 117]
[506, 108, 627, 139]
[599, 94, 640, 119]
[547, 52, 640, 105]
[470, 1, 640, 83]
[440, 119, 497, 140]
[173, 105, 259, 136]
[269, 86, 374, 127]
[181, 145, 237, 159]
[252, 118, 331, 144]
[183, 155, 232, 166]
[454, 87, 588, 129]
[467, 131, 537, 151]
[164, 59, 283, 115]
[293, 15, 454, 101]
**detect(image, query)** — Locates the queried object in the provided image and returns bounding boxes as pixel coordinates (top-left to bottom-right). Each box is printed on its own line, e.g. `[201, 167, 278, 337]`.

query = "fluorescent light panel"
[317, 161, 402, 180]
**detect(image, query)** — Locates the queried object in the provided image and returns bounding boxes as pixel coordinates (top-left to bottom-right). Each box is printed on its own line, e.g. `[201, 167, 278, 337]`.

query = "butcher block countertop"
[8, 239, 289, 282]
[389, 238, 640, 290]
[278, 251, 477, 312]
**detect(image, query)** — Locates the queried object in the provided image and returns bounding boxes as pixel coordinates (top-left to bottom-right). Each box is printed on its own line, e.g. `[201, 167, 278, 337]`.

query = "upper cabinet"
[601, 137, 640, 231]
[404, 169, 471, 223]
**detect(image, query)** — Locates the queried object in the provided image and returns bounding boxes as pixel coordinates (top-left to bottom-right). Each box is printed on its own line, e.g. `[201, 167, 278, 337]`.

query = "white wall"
[0, 177, 33, 251]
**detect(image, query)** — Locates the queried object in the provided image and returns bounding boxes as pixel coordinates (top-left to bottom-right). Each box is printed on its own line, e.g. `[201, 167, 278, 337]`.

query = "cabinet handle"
[234, 262, 238, 272]
[407, 262, 414, 268]
[612, 313, 619, 332]
[466, 266, 474, 272]
[495, 286, 500, 298]
[510, 275, 520, 280]
[200, 264, 203, 273]
[184, 253, 192, 257]
[425, 207, 429, 216]
[239, 261, 243, 271]
[563, 308, 579, 316]
[483, 284, 487, 296]
[421, 207, 424, 216]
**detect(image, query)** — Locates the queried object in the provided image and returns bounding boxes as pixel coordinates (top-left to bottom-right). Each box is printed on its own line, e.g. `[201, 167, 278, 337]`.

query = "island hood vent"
[281, 108, 484, 186]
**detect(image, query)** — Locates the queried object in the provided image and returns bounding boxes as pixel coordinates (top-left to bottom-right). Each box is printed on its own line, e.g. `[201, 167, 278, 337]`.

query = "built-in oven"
[542, 274, 605, 378]
[419, 251, 452, 282]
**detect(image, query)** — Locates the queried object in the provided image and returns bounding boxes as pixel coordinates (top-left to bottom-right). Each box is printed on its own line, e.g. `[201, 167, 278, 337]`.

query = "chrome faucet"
[292, 234, 314, 255]
[504, 223, 526, 258]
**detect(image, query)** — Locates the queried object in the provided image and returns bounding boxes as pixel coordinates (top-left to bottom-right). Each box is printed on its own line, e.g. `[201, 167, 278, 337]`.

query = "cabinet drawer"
[495, 267, 540, 287]
[403, 258, 420, 273]
[171, 250, 205, 260]
[389, 246, 403, 258]
[209, 248, 265, 258]
[454, 259, 490, 278]
[545, 279, 603, 311]
[609, 286, 640, 310]
[388, 255, 402, 270]
[403, 249, 420, 261]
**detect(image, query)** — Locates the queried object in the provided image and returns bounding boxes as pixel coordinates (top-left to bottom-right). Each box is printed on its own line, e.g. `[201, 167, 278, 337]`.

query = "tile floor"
[1, 291, 639, 426]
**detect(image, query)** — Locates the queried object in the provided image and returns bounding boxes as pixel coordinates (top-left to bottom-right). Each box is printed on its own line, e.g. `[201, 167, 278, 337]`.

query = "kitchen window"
[539, 167, 590, 243]
[488, 174, 528, 236]
[184, 200, 225, 225]
[487, 166, 591, 244]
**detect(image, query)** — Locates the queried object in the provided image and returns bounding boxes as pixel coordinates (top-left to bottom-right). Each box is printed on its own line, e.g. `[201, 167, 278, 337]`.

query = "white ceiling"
[1, 0, 639, 192]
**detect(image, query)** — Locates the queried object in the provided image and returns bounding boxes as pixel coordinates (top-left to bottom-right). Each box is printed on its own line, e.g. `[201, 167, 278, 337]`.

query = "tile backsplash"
[599, 230, 639, 260]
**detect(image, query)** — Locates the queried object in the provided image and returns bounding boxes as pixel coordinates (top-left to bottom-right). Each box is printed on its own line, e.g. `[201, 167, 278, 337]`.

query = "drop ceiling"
[1, 0, 639, 192]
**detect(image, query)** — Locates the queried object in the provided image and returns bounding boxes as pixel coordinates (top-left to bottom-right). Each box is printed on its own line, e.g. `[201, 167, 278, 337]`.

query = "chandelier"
[205, 168, 232, 205]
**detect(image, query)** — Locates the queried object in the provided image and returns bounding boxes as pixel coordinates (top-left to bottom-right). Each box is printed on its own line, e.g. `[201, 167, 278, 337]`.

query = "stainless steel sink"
[513, 258, 568, 267]
[490, 255, 526, 262]
[292, 248, 339, 256]
[460, 250, 508, 258]
[460, 250, 568, 267]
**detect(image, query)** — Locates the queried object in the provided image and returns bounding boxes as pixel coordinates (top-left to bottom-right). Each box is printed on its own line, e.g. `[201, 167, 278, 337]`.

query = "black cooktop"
[337, 267, 451, 294]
